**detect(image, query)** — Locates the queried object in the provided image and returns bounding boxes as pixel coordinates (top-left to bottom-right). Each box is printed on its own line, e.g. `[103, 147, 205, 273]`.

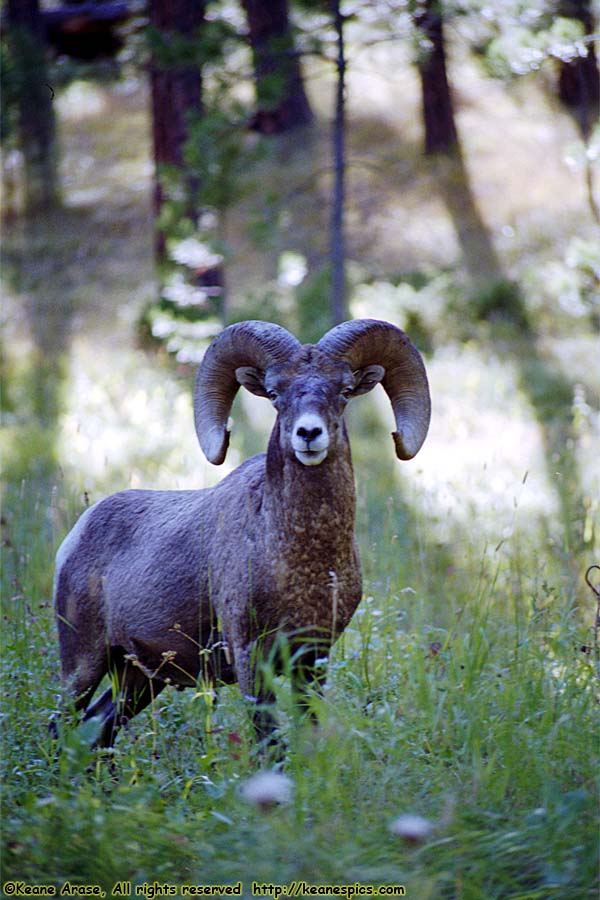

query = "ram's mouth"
[294, 448, 328, 466]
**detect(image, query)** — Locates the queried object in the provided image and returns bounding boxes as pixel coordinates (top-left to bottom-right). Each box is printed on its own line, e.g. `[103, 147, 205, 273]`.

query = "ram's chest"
[207, 544, 357, 656]
[259, 529, 362, 639]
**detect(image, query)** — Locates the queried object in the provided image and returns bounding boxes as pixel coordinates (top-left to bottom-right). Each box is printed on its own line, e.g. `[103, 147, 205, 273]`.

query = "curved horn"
[194, 320, 301, 464]
[318, 319, 431, 460]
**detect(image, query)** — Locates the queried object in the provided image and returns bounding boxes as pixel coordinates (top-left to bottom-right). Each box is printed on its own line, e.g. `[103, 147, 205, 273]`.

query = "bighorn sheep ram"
[54, 319, 430, 747]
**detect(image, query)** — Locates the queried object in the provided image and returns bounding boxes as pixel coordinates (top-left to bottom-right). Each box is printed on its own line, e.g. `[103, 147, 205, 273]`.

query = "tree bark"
[148, 0, 205, 260]
[241, 0, 313, 134]
[413, 0, 459, 155]
[557, 0, 600, 140]
[330, 0, 347, 326]
[6, 0, 58, 214]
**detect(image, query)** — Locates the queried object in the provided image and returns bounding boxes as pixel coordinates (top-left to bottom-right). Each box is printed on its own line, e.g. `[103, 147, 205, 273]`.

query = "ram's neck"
[264, 423, 357, 556]
[259, 422, 361, 642]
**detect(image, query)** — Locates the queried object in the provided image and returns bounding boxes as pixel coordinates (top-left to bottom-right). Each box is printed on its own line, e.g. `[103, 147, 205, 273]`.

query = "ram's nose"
[296, 424, 323, 446]
[292, 413, 329, 466]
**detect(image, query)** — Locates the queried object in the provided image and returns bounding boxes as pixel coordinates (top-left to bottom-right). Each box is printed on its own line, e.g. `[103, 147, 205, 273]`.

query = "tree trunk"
[556, 1, 600, 221]
[6, 0, 58, 214]
[241, 0, 313, 134]
[330, 0, 347, 326]
[413, 0, 458, 155]
[557, 0, 600, 140]
[148, 0, 205, 261]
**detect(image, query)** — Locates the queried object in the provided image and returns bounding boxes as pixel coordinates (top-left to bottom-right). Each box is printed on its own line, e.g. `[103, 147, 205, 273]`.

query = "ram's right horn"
[318, 318, 431, 460]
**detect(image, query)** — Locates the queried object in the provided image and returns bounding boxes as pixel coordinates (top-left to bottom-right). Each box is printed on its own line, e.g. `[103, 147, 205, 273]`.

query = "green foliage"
[351, 274, 453, 352]
[466, 279, 529, 329]
[295, 266, 335, 344]
[145, 13, 274, 341]
[146, 18, 240, 72]
[229, 287, 291, 330]
[0, 35, 19, 145]
[0, 349, 66, 486]
[146, 105, 262, 347]
[485, 15, 588, 79]
[184, 105, 263, 215]
[523, 236, 600, 331]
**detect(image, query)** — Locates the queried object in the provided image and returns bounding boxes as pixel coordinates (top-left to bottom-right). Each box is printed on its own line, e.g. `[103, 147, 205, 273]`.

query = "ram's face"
[268, 352, 355, 466]
[236, 347, 384, 467]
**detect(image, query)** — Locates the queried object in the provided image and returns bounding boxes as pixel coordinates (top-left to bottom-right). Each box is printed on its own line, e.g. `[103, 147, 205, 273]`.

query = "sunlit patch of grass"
[58, 77, 153, 201]
[56, 339, 215, 494]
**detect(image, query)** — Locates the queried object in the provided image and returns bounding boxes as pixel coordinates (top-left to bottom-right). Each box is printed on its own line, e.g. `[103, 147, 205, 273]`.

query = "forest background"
[1, 1, 599, 897]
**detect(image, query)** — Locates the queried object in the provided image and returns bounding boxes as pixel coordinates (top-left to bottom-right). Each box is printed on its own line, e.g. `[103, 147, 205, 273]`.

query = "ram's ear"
[351, 364, 385, 396]
[235, 366, 269, 398]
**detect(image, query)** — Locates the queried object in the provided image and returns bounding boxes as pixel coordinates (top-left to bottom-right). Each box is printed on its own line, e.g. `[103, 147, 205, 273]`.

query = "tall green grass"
[1, 468, 597, 899]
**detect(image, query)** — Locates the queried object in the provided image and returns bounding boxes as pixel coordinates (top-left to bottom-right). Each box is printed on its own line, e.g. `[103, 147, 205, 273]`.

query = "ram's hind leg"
[52, 614, 109, 738]
[49, 658, 107, 742]
[54, 563, 112, 724]
[83, 648, 166, 748]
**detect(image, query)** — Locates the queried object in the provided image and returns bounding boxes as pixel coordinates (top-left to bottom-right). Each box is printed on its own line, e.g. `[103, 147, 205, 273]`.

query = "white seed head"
[389, 813, 433, 844]
[240, 771, 293, 810]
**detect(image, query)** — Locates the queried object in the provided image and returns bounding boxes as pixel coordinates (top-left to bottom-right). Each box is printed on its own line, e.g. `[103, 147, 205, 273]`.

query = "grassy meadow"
[1, 29, 599, 900]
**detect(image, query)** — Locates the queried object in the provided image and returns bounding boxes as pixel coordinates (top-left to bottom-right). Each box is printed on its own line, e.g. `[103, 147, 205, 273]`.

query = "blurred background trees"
[4, 0, 58, 213]
[556, 0, 599, 140]
[1, 0, 598, 379]
[242, 0, 313, 134]
[413, 0, 458, 156]
[2, 0, 598, 334]
[148, 0, 205, 260]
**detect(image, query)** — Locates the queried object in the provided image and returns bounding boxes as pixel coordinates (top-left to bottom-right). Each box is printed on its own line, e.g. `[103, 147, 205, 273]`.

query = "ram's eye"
[340, 387, 353, 399]
[267, 390, 278, 402]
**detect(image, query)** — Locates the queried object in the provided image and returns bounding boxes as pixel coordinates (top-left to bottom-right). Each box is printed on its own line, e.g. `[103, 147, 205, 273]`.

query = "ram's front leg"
[235, 644, 280, 755]
[291, 645, 327, 722]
